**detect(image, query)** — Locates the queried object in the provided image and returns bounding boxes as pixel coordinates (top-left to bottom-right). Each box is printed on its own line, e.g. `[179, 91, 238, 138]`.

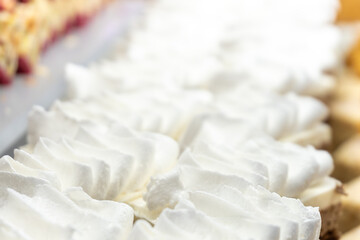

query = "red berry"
[0, 67, 12, 85]
[17, 56, 33, 74]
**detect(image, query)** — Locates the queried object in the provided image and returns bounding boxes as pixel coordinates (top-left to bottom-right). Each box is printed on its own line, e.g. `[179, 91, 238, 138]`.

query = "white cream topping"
[0, 172, 133, 240]
[179, 110, 328, 150]
[187, 138, 333, 197]
[53, 88, 212, 140]
[212, 85, 329, 139]
[26, 106, 179, 202]
[66, 0, 341, 100]
[137, 175, 321, 240]
[0, 0, 341, 238]
[144, 137, 334, 216]
[45, 86, 328, 147]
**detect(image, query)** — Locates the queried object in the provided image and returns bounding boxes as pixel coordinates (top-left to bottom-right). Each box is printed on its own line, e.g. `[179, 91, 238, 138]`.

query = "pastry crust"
[320, 203, 342, 240]
[281, 123, 332, 150]
[339, 177, 360, 233]
[333, 135, 360, 182]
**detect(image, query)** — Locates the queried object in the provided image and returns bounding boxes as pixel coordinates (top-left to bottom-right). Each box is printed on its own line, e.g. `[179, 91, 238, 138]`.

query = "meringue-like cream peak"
[66, 0, 341, 100]
[26, 106, 179, 202]
[35, 86, 329, 147]
[212, 85, 329, 140]
[50, 88, 213, 140]
[134, 180, 321, 240]
[0, 171, 133, 240]
[179, 110, 329, 150]
[144, 138, 335, 218]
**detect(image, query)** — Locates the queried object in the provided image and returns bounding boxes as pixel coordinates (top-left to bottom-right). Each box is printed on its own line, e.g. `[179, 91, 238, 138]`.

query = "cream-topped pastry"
[211, 85, 329, 143]
[46, 86, 330, 148]
[212, 26, 340, 98]
[26, 106, 179, 202]
[132, 181, 321, 240]
[50, 88, 212, 140]
[64, 0, 341, 100]
[0, 172, 133, 240]
[0, 0, 344, 239]
[180, 112, 330, 150]
[142, 138, 338, 219]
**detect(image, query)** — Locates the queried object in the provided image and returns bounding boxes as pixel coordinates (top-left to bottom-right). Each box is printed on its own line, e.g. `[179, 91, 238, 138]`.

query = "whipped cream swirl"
[136, 177, 321, 240]
[0, 171, 133, 240]
[26, 106, 179, 202]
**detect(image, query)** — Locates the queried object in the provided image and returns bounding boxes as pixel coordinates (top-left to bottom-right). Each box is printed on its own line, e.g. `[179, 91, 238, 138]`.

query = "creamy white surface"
[53, 88, 212, 140]
[0, 0, 342, 238]
[179, 110, 328, 150]
[26, 106, 179, 202]
[134, 179, 321, 240]
[144, 137, 334, 217]
[0, 172, 133, 240]
[212, 85, 329, 139]
[41, 86, 329, 146]
[66, 0, 341, 100]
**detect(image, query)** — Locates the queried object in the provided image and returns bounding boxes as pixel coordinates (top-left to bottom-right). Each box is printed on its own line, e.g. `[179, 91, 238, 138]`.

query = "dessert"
[48, 85, 332, 148]
[0, 0, 345, 239]
[330, 71, 360, 147]
[211, 86, 331, 148]
[32, 89, 213, 140]
[0, 0, 112, 85]
[25, 106, 179, 202]
[130, 186, 321, 240]
[0, 34, 17, 85]
[64, 0, 341, 100]
[338, 177, 360, 233]
[21, 101, 335, 239]
[0, 11, 17, 85]
[180, 113, 330, 151]
[0, 171, 134, 240]
[332, 134, 360, 182]
[141, 138, 341, 238]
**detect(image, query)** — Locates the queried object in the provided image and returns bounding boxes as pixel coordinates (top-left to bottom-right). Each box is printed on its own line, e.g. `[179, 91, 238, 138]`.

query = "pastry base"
[341, 225, 360, 240]
[320, 203, 342, 240]
[281, 123, 331, 150]
[330, 111, 359, 148]
[338, 177, 360, 233]
[332, 135, 360, 182]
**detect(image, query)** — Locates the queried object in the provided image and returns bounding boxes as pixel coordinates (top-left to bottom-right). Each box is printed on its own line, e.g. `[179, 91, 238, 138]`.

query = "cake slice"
[10, 2, 42, 74]
[0, 13, 17, 84]
[0, 35, 17, 85]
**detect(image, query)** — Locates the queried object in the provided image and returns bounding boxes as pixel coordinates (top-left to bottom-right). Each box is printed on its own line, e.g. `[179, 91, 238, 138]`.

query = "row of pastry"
[0, 0, 113, 85]
[0, 0, 345, 239]
[327, 1, 360, 238]
[1, 88, 340, 240]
